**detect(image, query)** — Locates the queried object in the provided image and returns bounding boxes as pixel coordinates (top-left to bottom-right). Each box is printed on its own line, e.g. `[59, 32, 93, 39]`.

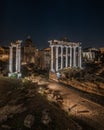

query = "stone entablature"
[49, 40, 82, 72]
[49, 40, 80, 47]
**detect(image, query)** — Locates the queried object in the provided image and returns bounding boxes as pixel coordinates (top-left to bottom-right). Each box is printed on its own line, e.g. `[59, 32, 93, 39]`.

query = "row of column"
[9, 44, 21, 73]
[50, 45, 82, 72]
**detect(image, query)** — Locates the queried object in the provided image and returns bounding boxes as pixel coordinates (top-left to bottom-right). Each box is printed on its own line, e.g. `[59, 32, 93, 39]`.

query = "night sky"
[0, 0, 104, 49]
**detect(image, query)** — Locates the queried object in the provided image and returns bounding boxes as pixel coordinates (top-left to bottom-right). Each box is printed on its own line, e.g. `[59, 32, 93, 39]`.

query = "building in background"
[82, 47, 99, 63]
[23, 36, 38, 65]
[38, 48, 50, 70]
[99, 47, 104, 63]
[0, 46, 9, 61]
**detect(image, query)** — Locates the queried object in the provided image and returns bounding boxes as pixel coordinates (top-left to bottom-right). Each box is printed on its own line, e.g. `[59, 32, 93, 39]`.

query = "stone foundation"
[49, 72, 58, 81]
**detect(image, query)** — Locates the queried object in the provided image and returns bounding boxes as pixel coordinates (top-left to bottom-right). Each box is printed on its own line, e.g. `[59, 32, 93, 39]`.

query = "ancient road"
[48, 81, 104, 130]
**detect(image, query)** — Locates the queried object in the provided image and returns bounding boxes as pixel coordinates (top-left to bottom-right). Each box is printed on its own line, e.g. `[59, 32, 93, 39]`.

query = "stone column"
[16, 45, 18, 72]
[70, 46, 72, 67]
[50, 45, 54, 72]
[9, 46, 13, 73]
[65, 46, 68, 68]
[56, 46, 58, 71]
[78, 46, 82, 68]
[8, 41, 22, 78]
[73, 46, 77, 67]
[61, 46, 63, 69]
[18, 45, 21, 72]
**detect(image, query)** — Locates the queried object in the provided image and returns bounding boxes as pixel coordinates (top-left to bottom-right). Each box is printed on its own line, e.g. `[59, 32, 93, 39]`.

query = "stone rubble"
[0, 104, 27, 123]
[41, 109, 51, 125]
[1, 125, 11, 129]
[24, 114, 35, 128]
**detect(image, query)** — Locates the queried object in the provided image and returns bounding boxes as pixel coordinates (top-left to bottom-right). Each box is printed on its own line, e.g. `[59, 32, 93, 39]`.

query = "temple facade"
[49, 40, 82, 72]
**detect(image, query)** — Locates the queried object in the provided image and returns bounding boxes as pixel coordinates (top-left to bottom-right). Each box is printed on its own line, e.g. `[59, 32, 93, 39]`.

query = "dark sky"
[0, 0, 104, 48]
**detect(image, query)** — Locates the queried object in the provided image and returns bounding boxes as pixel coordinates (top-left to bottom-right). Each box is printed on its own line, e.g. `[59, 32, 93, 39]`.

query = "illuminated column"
[70, 46, 72, 67]
[73, 46, 77, 67]
[61, 46, 63, 69]
[18, 45, 21, 72]
[8, 40, 22, 78]
[9, 46, 13, 73]
[78, 46, 82, 68]
[16, 45, 18, 72]
[56, 46, 59, 71]
[50, 45, 54, 72]
[65, 46, 68, 68]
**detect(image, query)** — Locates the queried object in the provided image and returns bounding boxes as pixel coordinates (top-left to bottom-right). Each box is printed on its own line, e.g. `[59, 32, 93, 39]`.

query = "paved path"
[48, 81, 104, 130]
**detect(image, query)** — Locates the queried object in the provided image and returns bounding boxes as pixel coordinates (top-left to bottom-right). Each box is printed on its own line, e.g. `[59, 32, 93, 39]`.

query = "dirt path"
[48, 81, 104, 130]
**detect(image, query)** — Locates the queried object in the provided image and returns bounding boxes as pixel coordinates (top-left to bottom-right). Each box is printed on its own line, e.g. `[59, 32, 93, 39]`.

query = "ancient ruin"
[49, 40, 82, 72]
[8, 40, 22, 78]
